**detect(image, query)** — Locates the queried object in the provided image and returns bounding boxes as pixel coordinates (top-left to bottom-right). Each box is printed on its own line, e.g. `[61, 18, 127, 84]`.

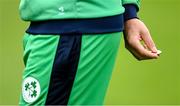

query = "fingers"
[123, 19, 160, 60]
[125, 35, 159, 60]
[140, 25, 157, 53]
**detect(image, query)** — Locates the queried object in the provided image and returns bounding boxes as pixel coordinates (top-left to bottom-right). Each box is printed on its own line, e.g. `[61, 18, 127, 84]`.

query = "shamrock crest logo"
[22, 77, 41, 103]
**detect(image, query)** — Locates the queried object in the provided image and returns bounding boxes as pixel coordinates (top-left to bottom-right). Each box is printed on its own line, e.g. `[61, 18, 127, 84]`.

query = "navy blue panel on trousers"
[45, 34, 82, 105]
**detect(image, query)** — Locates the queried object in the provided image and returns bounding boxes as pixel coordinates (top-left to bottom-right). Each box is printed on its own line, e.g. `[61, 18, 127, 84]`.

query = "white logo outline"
[58, 6, 65, 15]
[22, 76, 41, 103]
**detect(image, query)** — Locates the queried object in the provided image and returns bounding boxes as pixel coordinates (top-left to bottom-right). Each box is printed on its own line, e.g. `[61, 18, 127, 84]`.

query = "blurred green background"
[0, 0, 179, 105]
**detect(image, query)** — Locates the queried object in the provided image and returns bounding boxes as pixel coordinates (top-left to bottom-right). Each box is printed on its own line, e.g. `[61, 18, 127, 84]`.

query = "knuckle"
[143, 30, 149, 35]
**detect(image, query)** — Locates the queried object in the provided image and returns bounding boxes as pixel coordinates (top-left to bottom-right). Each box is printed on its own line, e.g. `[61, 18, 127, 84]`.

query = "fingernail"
[157, 50, 162, 55]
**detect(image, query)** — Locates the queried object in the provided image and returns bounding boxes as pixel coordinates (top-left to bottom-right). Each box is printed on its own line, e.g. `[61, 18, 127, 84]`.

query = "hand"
[123, 18, 159, 60]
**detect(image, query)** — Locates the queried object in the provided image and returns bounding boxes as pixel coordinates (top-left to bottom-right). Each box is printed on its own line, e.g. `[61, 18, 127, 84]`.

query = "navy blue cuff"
[123, 4, 138, 22]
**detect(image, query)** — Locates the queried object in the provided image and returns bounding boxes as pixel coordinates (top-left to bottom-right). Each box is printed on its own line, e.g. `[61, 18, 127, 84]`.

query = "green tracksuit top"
[19, 0, 140, 21]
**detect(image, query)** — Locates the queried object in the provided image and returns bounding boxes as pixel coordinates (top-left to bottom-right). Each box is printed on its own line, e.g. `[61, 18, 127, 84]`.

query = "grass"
[0, 0, 179, 105]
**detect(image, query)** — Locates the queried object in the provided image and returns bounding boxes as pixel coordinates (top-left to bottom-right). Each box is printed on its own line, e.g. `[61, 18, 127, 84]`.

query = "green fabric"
[68, 32, 122, 105]
[19, 0, 140, 21]
[19, 33, 60, 105]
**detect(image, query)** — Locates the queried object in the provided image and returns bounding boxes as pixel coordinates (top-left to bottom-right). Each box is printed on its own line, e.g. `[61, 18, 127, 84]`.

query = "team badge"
[22, 76, 41, 103]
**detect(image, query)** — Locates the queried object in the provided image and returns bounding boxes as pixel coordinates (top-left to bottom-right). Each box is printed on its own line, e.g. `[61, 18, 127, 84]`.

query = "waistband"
[26, 14, 124, 35]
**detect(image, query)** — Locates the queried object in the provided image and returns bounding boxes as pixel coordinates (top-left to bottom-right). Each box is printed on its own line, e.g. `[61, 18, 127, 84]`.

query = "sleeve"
[122, 0, 140, 22]
[122, 0, 140, 11]
[123, 4, 138, 22]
